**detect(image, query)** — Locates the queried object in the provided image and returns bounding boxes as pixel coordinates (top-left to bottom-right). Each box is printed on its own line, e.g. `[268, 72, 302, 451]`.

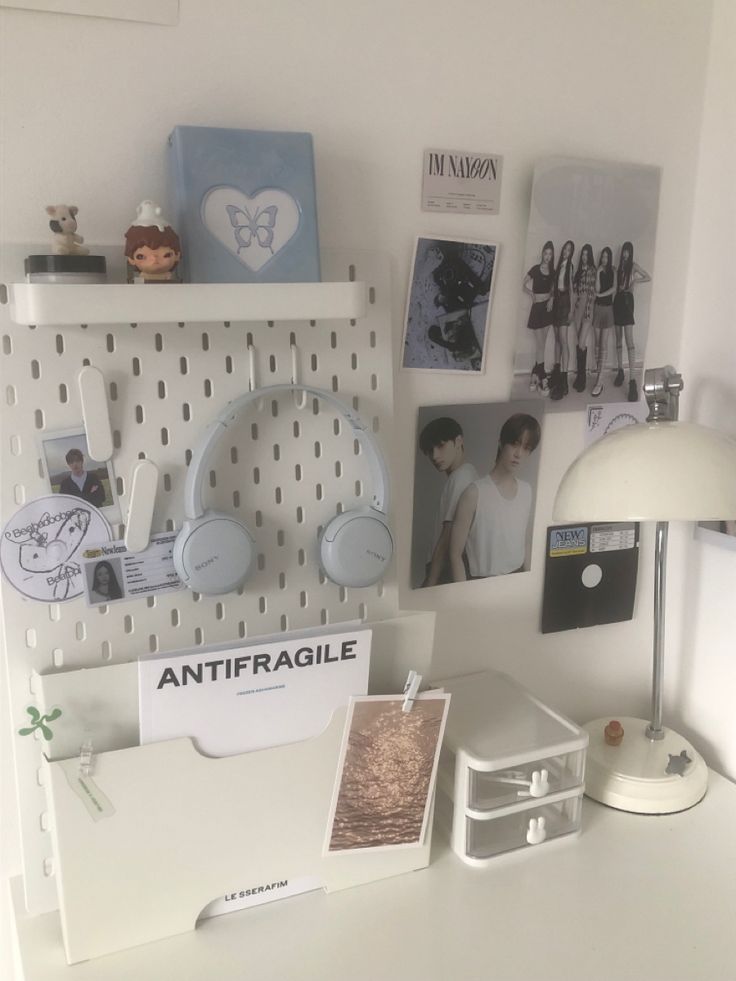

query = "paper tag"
[590, 523, 638, 552]
[584, 402, 649, 447]
[422, 148, 503, 214]
[549, 526, 588, 557]
[60, 760, 115, 821]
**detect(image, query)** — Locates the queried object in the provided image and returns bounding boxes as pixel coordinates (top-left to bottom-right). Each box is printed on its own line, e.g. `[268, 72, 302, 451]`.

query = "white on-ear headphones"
[172, 384, 393, 595]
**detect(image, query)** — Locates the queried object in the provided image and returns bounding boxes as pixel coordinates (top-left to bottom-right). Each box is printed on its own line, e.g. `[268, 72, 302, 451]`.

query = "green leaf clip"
[18, 706, 62, 741]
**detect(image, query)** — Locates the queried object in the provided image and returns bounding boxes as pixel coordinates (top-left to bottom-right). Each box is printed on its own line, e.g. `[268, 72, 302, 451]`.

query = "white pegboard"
[0, 248, 399, 914]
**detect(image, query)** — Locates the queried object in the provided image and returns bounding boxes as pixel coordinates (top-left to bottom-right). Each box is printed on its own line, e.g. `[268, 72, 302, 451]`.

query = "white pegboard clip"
[402, 670, 422, 713]
[79, 735, 94, 777]
[124, 459, 159, 553]
[78, 366, 113, 462]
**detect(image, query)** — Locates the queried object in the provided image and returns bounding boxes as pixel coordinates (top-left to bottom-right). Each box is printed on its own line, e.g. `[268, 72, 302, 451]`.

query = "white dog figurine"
[46, 204, 90, 255]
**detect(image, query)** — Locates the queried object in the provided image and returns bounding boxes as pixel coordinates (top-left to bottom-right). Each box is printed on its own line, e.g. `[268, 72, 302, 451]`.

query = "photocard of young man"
[411, 401, 544, 589]
[39, 428, 120, 520]
[513, 157, 660, 410]
[402, 235, 498, 373]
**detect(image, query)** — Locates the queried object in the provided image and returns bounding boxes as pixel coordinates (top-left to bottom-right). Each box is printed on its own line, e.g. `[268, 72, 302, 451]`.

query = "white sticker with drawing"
[584, 401, 649, 447]
[0, 495, 111, 602]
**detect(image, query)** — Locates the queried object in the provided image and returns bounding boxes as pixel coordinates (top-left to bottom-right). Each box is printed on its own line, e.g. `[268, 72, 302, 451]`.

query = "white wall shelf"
[0, 281, 366, 326]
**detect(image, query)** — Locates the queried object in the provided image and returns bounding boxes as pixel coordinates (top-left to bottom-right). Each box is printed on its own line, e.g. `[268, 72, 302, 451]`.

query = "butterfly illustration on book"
[225, 204, 278, 255]
[202, 187, 301, 272]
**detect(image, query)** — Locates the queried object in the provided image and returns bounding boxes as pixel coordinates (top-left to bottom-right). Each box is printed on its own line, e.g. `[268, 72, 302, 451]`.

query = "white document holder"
[40, 610, 436, 963]
[46, 708, 433, 964]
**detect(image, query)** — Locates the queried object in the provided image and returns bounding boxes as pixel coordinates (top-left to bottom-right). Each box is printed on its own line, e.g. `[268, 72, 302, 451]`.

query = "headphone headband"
[184, 384, 390, 520]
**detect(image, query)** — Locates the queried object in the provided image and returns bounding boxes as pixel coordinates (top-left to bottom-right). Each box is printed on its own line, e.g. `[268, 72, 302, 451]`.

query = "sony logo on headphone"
[194, 555, 218, 572]
[365, 549, 386, 562]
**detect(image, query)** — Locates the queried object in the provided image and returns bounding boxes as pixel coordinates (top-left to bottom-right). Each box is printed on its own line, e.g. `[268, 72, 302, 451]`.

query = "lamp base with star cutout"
[582, 717, 708, 814]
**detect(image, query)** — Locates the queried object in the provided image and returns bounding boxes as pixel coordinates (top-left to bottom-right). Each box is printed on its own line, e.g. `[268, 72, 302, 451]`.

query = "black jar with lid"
[25, 255, 107, 284]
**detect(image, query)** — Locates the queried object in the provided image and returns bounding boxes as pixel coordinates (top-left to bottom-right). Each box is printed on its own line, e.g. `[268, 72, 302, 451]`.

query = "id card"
[81, 532, 184, 607]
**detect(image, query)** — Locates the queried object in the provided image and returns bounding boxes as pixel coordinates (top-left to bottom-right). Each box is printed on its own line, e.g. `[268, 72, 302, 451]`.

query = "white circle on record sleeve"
[581, 563, 603, 589]
[0, 495, 112, 602]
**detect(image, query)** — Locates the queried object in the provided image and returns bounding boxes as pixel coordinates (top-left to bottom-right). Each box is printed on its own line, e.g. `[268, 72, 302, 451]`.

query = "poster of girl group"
[513, 157, 661, 411]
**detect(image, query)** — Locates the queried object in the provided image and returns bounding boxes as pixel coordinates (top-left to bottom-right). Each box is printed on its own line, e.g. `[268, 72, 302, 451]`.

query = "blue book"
[168, 125, 321, 284]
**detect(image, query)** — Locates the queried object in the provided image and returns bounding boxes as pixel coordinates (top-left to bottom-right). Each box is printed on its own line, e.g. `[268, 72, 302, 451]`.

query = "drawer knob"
[528, 769, 550, 798]
[526, 816, 547, 845]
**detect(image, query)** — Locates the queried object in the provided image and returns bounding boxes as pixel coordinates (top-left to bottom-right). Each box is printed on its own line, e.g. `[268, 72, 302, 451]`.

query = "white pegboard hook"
[124, 459, 159, 553]
[78, 366, 113, 462]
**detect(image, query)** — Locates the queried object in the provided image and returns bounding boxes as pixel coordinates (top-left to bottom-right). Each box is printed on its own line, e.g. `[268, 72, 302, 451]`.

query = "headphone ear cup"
[173, 511, 255, 595]
[319, 507, 393, 587]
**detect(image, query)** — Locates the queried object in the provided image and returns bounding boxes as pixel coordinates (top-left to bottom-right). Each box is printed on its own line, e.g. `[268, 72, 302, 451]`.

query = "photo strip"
[402, 236, 498, 373]
[513, 157, 661, 410]
[411, 401, 543, 588]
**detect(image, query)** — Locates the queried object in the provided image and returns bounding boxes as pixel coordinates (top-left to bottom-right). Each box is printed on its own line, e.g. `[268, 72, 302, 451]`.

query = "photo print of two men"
[411, 401, 543, 589]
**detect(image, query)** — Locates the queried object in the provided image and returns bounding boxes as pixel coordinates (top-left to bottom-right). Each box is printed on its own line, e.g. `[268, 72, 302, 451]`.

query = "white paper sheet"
[139, 627, 372, 757]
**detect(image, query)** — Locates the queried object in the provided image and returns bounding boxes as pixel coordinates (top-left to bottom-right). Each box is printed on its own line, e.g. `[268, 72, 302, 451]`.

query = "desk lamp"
[553, 365, 736, 813]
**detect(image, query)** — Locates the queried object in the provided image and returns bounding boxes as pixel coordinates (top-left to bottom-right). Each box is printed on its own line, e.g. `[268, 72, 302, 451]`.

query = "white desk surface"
[9, 771, 736, 981]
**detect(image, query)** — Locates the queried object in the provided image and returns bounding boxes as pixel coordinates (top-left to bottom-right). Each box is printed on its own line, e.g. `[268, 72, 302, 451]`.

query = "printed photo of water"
[327, 694, 449, 852]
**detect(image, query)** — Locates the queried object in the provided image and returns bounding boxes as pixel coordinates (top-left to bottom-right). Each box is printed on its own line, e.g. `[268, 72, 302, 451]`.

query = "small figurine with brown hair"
[124, 200, 182, 283]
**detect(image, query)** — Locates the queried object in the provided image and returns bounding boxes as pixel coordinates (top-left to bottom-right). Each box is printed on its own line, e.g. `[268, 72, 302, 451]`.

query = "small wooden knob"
[604, 720, 624, 746]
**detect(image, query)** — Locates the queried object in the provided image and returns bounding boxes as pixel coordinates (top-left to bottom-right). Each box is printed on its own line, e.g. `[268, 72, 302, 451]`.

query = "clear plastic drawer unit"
[435, 671, 588, 866]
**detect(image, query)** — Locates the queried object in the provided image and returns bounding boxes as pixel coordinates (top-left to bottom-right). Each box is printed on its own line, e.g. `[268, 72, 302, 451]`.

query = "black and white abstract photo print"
[402, 236, 498, 373]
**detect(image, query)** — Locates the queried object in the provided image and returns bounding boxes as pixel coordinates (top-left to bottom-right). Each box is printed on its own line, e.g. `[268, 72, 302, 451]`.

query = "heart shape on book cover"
[201, 186, 301, 272]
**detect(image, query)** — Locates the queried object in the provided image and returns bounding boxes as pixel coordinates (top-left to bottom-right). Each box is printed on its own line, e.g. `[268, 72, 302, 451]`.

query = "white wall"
[0, 0, 720, 737]
[1, 1, 728, 976]
[669, 0, 736, 779]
